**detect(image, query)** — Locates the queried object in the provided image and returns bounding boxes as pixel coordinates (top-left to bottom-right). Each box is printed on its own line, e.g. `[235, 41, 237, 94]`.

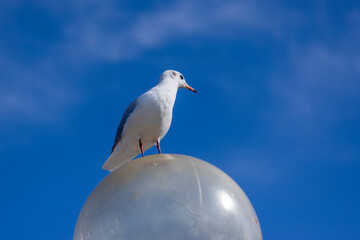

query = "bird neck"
[155, 80, 178, 105]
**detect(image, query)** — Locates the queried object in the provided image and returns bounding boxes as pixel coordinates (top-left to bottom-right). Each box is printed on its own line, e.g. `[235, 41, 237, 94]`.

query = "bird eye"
[180, 75, 184, 80]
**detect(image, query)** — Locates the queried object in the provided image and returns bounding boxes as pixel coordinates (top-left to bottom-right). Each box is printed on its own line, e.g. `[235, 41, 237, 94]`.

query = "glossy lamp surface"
[74, 154, 262, 240]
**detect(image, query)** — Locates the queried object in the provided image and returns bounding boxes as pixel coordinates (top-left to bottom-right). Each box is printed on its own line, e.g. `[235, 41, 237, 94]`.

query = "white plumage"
[102, 70, 197, 172]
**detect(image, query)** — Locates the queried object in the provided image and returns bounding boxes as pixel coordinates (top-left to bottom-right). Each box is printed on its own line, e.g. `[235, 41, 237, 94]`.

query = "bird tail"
[102, 150, 133, 172]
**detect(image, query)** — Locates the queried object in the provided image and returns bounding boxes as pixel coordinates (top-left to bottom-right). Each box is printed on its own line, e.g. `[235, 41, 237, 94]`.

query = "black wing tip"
[109, 98, 138, 154]
[111, 141, 118, 153]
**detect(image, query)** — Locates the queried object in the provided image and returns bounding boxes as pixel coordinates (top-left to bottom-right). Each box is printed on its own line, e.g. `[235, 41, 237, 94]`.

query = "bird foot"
[139, 139, 145, 157]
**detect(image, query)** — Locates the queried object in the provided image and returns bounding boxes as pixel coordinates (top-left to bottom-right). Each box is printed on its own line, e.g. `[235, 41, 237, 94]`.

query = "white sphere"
[74, 154, 262, 240]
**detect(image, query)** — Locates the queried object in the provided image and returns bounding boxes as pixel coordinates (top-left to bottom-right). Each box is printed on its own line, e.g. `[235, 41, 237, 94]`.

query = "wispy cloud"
[264, 9, 360, 164]
[271, 9, 360, 123]
[59, 0, 302, 61]
[221, 151, 283, 187]
[211, 5, 360, 169]
[1, 0, 302, 124]
[0, 56, 80, 126]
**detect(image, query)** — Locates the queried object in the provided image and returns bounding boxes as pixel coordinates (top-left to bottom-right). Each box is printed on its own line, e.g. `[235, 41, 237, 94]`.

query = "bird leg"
[156, 140, 161, 154]
[139, 139, 144, 157]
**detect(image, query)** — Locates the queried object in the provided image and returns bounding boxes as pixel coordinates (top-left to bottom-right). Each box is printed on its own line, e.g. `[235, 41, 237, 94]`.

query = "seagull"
[102, 70, 197, 172]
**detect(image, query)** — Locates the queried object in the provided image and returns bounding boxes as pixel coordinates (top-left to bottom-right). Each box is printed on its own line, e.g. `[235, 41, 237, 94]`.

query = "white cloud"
[0, 56, 80, 126]
[219, 150, 283, 187]
[258, 9, 360, 164]
[0, 0, 303, 124]
[271, 35, 360, 123]
[59, 0, 302, 62]
[210, 6, 360, 167]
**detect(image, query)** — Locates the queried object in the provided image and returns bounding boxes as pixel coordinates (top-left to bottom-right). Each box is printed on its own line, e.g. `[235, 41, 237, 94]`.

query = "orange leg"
[139, 139, 144, 157]
[156, 140, 161, 154]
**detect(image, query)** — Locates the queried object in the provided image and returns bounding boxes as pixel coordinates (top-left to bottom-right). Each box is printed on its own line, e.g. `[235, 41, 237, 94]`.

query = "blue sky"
[1, 0, 359, 239]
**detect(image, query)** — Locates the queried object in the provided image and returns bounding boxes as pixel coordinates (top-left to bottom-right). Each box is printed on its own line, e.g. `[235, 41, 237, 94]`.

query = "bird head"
[159, 70, 197, 93]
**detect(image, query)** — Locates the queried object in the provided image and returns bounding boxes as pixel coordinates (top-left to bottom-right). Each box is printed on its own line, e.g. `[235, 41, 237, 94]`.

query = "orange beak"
[186, 84, 198, 93]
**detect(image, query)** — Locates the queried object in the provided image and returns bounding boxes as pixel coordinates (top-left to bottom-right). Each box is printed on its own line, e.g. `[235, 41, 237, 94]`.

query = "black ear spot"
[171, 71, 177, 77]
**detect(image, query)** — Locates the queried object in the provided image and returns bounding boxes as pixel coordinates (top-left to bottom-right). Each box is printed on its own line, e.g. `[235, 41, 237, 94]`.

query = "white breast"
[121, 82, 178, 150]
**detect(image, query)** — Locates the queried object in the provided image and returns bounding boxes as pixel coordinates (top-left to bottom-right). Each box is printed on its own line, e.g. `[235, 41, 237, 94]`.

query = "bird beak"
[185, 84, 198, 93]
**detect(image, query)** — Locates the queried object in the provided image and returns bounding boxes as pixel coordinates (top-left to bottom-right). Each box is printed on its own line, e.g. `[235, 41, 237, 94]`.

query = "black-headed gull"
[102, 70, 197, 171]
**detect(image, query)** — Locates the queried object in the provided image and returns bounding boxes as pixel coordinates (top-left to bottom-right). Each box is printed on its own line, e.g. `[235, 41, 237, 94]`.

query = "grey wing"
[111, 98, 138, 153]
